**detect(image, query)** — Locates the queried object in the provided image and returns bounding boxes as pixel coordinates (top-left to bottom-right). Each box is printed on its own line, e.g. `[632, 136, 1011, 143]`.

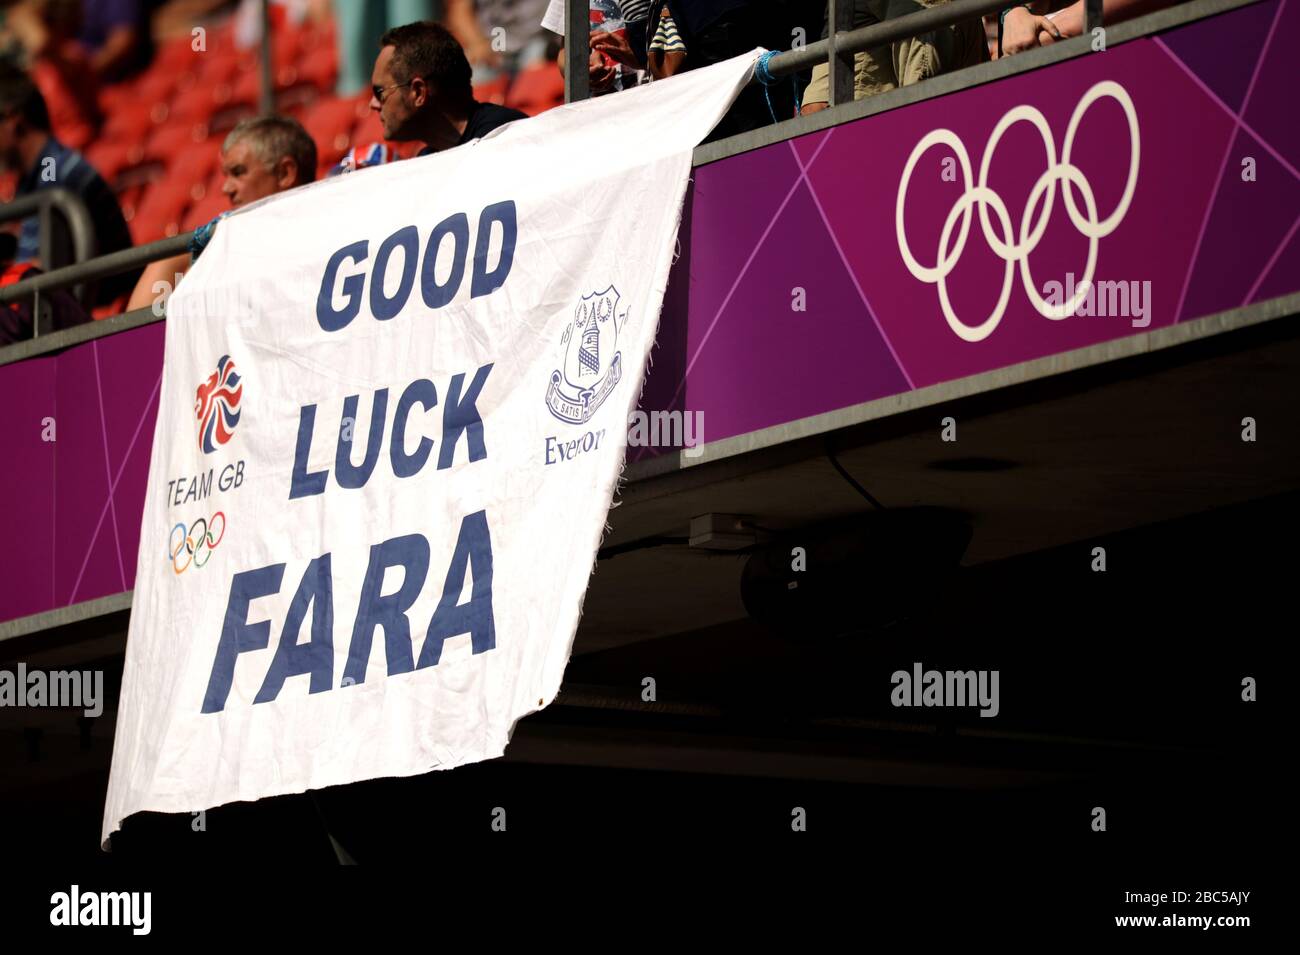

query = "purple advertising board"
[2, 0, 1297, 624]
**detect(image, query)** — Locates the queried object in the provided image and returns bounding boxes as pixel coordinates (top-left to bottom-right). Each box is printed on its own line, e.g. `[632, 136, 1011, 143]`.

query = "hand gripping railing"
[766, 0, 1105, 104]
[564, 0, 1106, 106]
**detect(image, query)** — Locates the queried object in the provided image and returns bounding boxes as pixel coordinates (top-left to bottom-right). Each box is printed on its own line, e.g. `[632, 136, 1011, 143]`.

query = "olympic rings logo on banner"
[896, 80, 1140, 343]
[168, 512, 226, 575]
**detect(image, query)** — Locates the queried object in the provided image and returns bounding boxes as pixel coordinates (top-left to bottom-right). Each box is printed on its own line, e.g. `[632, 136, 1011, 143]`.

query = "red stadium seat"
[169, 139, 223, 184]
[169, 83, 222, 125]
[209, 103, 257, 136]
[130, 180, 193, 244]
[145, 123, 209, 165]
[172, 72, 256, 126]
[273, 21, 303, 65]
[303, 95, 371, 166]
[31, 58, 98, 150]
[154, 33, 202, 73]
[506, 63, 564, 116]
[101, 100, 156, 143]
[196, 48, 246, 88]
[297, 44, 339, 93]
[137, 67, 195, 111]
[351, 110, 383, 148]
[183, 190, 229, 231]
[85, 140, 138, 185]
[117, 183, 145, 226]
[82, 9, 369, 250]
[98, 80, 134, 117]
[201, 17, 238, 57]
[232, 69, 266, 107]
[473, 76, 509, 106]
[92, 295, 129, 320]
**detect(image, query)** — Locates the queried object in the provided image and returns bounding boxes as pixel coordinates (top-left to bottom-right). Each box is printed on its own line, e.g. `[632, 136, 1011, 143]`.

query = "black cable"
[826, 440, 885, 511]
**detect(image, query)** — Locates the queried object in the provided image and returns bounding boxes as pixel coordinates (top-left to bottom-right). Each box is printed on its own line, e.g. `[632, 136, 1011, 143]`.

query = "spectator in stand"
[231, 0, 331, 51]
[77, 0, 150, 83]
[369, 20, 526, 155]
[126, 115, 317, 313]
[0, 0, 100, 149]
[149, 0, 237, 43]
[0, 64, 134, 305]
[590, 2, 816, 140]
[999, 0, 1176, 55]
[0, 228, 92, 344]
[800, 1, 988, 114]
[542, 0, 650, 96]
[644, 3, 684, 78]
[444, 0, 552, 90]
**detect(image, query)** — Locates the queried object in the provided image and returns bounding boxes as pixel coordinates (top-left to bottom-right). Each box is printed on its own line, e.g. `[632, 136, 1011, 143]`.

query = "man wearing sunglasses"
[370, 21, 527, 157]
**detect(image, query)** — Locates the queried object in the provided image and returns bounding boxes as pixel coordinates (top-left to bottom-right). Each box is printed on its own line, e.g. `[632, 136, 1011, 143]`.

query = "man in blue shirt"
[0, 66, 136, 306]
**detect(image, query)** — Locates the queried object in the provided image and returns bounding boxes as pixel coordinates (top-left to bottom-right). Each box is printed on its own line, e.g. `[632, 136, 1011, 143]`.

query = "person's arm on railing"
[126, 253, 190, 315]
[1002, 0, 1174, 55]
[1000, 2, 1059, 56]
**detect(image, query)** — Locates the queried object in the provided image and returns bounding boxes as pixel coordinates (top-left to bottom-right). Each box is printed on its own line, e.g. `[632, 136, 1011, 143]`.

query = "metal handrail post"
[565, 0, 590, 103]
[1, 188, 99, 307]
[828, 0, 856, 108]
[1086, 0, 1105, 34]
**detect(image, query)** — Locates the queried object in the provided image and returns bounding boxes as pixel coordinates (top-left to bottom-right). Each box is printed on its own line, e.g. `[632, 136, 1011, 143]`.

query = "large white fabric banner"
[103, 54, 756, 846]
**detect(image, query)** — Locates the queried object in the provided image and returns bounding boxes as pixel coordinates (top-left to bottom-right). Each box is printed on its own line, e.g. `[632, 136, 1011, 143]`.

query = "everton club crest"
[545, 285, 626, 424]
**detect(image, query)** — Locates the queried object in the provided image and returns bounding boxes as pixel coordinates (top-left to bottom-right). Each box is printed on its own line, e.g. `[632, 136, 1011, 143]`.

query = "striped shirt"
[542, 0, 650, 33]
[649, 11, 684, 52]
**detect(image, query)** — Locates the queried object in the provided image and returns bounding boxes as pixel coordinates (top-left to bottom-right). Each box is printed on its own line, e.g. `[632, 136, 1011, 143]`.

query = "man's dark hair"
[0, 65, 51, 131]
[379, 21, 472, 105]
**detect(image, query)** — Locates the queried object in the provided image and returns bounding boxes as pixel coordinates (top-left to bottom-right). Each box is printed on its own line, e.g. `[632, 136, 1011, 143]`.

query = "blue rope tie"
[189, 211, 231, 263]
[755, 49, 801, 125]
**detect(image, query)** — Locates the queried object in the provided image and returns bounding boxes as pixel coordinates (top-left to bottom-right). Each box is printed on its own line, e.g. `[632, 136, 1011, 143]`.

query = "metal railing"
[0, 188, 98, 312]
[3, 0, 1112, 336]
[762, 0, 1104, 103]
[0, 231, 189, 309]
[565, 0, 590, 103]
[564, 0, 1107, 107]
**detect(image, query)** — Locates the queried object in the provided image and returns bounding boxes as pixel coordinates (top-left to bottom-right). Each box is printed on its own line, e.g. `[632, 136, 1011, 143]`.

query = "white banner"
[102, 54, 757, 846]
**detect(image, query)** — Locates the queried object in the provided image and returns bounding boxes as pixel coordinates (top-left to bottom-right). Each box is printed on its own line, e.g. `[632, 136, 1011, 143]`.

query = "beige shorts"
[802, 0, 990, 105]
